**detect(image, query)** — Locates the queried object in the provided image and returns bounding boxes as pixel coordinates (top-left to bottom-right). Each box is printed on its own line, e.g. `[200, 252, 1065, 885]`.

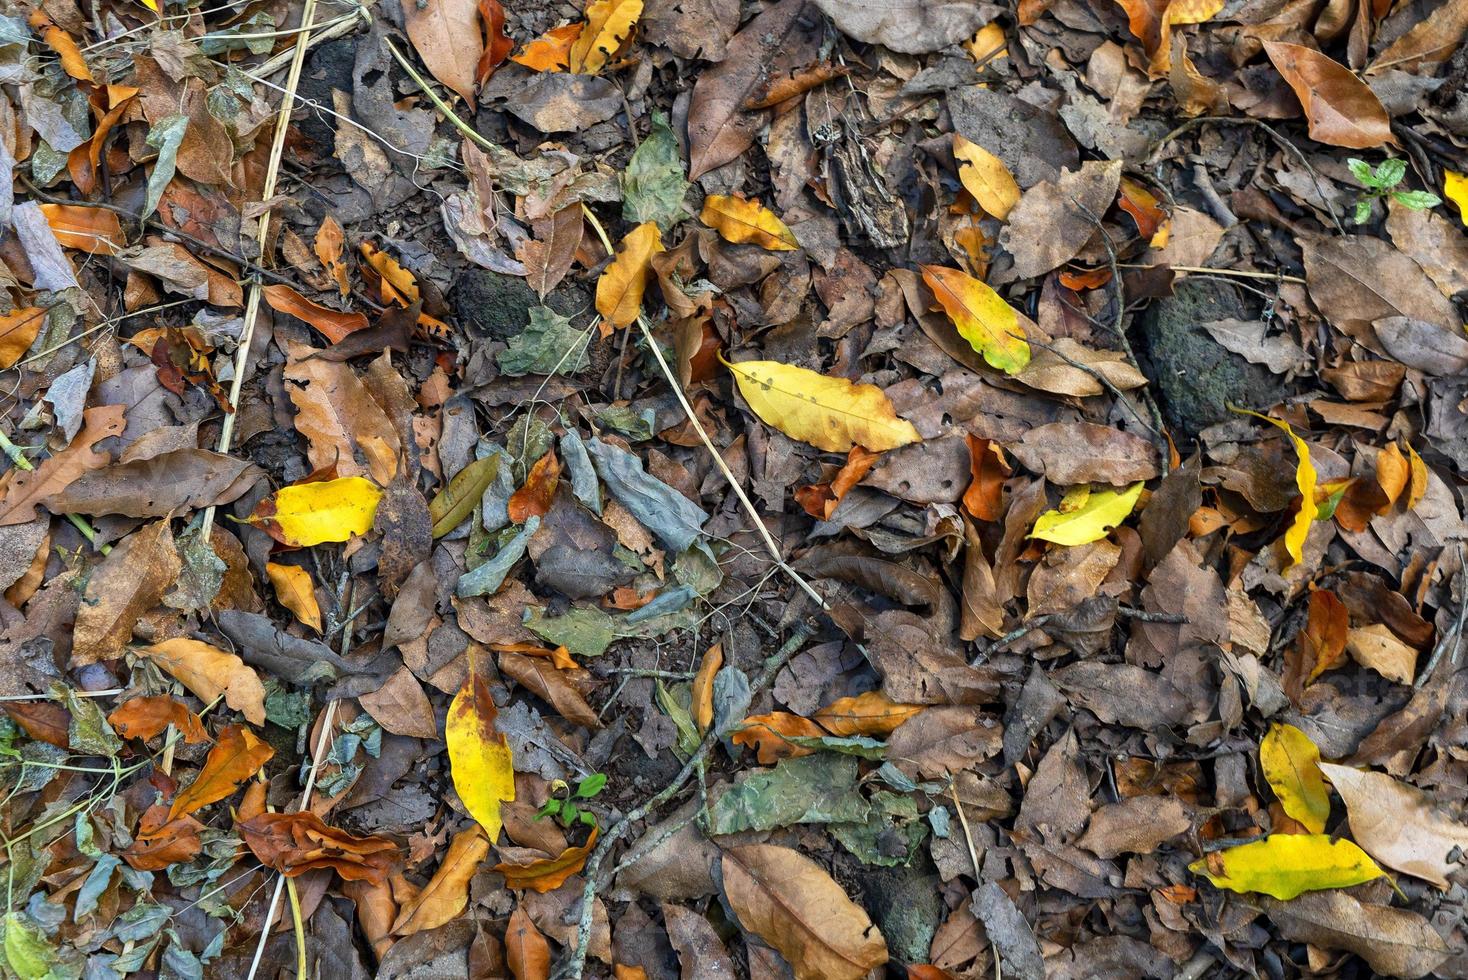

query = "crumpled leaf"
[497, 306, 589, 377]
[1112, 0, 1223, 76]
[586, 437, 708, 552]
[731, 711, 827, 763]
[700, 194, 799, 251]
[392, 826, 488, 936]
[811, 0, 988, 53]
[920, 265, 1031, 374]
[952, 135, 1020, 219]
[244, 476, 383, 548]
[494, 827, 597, 892]
[107, 696, 208, 744]
[723, 356, 921, 453]
[72, 518, 182, 667]
[709, 755, 871, 834]
[447, 672, 516, 843]
[136, 638, 267, 726]
[169, 724, 274, 819]
[1189, 834, 1384, 900]
[1030, 483, 1144, 546]
[1260, 723, 1329, 833]
[238, 811, 397, 884]
[1318, 762, 1468, 888]
[595, 221, 663, 330]
[623, 111, 688, 230]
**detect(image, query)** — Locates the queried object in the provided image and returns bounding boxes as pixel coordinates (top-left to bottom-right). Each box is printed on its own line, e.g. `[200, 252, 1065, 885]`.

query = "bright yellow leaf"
[1444, 170, 1467, 225]
[965, 22, 1007, 64]
[722, 355, 921, 453]
[1189, 834, 1384, 900]
[446, 672, 515, 844]
[245, 476, 383, 548]
[951, 135, 1020, 220]
[595, 221, 663, 330]
[700, 194, 799, 251]
[567, 0, 642, 74]
[1259, 723, 1329, 834]
[1030, 482, 1143, 546]
[266, 562, 323, 632]
[920, 265, 1031, 374]
[1233, 408, 1317, 568]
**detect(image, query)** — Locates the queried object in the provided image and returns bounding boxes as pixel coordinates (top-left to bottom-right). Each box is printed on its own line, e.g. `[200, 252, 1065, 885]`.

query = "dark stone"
[450, 268, 587, 341]
[295, 38, 359, 150]
[1136, 278, 1290, 441]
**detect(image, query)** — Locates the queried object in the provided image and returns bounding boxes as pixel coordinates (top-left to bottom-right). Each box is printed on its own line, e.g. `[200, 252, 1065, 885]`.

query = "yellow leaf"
[1233, 408, 1317, 567]
[1030, 482, 1144, 546]
[965, 22, 1007, 64]
[446, 672, 515, 844]
[596, 221, 663, 330]
[1260, 723, 1329, 834]
[1190, 834, 1384, 900]
[567, 0, 642, 74]
[1444, 170, 1467, 226]
[919, 265, 1031, 374]
[137, 638, 266, 726]
[265, 562, 323, 632]
[951, 135, 1020, 220]
[245, 477, 383, 548]
[722, 355, 921, 453]
[1406, 444, 1428, 510]
[700, 194, 799, 251]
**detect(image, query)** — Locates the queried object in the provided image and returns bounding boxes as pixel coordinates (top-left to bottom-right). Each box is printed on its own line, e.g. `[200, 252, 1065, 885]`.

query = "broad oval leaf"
[1188, 834, 1384, 900]
[1263, 42, 1395, 149]
[595, 221, 663, 329]
[446, 672, 515, 844]
[813, 691, 924, 736]
[136, 638, 267, 726]
[723, 356, 921, 453]
[1319, 762, 1468, 888]
[265, 562, 322, 632]
[700, 194, 799, 250]
[952, 135, 1020, 219]
[920, 265, 1031, 374]
[1259, 722, 1329, 833]
[1030, 482, 1144, 546]
[246, 476, 383, 548]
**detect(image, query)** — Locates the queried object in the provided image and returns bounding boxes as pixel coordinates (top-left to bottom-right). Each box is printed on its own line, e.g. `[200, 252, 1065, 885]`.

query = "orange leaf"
[962, 435, 1009, 522]
[795, 446, 880, 520]
[360, 242, 421, 305]
[1118, 178, 1167, 240]
[1263, 41, 1396, 149]
[392, 826, 489, 935]
[1406, 445, 1428, 509]
[700, 194, 799, 251]
[0, 307, 48, 369]
[108, 696, 209, 744]
[507, 450, 560, 524]
[1376, 443, 1408, 507]
[512, 23, 582, 72]
[237, 811, 398, 884]
[490, 642, 578, 670]
[506, 906, 552, 980]
[731, 711, 826, 764]
[263, 284, 369, 345]
[1113, 0, 1223, 76]
[169, 724, 274, 820]
[595, 222, 663, 330]
[266, 561, 324, 632]
[123, 805, 205, 871]
[494, 827, 598, 893]
[1057, 267, 1113, 290]
[814, 691, 925, 737]
[477, 0, 514, 84]
[691, 642, 723, 733]
[38, 203, 123, 255]
[28, 10, 92, 83]
[1285, 589, 1348, 703]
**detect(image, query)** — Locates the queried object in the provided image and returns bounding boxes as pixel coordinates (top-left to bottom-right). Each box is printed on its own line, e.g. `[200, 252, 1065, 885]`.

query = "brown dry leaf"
[404, 0, 485, 104]
[284, 343, 401, 486]
[136, 637, 267, 726]
[814, 691, 924, 736]
[122, 806, 206, 872]
[1000, 160, 1122, 279]
[662, 902, 738, 978]
[265, 562, 323, 632]
[494, 827, 598, 893]
[314, 215, 350, 296]
[0, 405, 126, 526]
[721, 844, 888, 980]
[506, 906, 552, 980]
[730, 711, 826, 763]
[2, 701, 69, 748]
[38, 203, 123, 254]
[44, 448, 264, 519]
[169, 724, 274, 819]
[508, 450, 561, 524]
[1263, 42, 1394, 148]
[360, 665, 439, 739]
[238, 811, 398, 884]
[1256, 891, 1450, 979]
[1077, 795, 1191, 858]
[392, 826, 488, 935]
[108, 696, 208, 744]
[1318, 763, 1468, 888]
[520, 205, 583, 298]
[887, 706, 1003, 779]
[72, 518, 182, 667]
[1026, 539, 1122, 617]
[263, 284, 369, 345]
[1284, 589, 1349, 702]
[1346, 624, 1418, 685]
[498, 651, 600, 729]
[691, 642, 722, 733]
[1009, 422, 1159, 486]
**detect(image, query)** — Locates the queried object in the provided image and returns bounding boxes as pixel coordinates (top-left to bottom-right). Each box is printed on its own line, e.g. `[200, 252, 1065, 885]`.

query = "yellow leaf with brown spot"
[446, 672, 515, 844]
[920, 265, 1031, 374]
[951, 135, 1020, 219]
[595, 222, 663, 329]
[266, 562, 323, 632]
[700, 194, 799, 251]
[722, 355, 921, 453]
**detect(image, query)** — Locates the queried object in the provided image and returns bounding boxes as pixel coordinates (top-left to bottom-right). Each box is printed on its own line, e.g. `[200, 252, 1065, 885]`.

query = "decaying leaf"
[107, 696, 208, 744]
[920, 265, 1031, 374]
[238, 811, 397, 884]
[1256, 891, 1450, 979]
[392, 827, 488, 935]
[169, 724, 273, 819]
[72, 518, 182, 666]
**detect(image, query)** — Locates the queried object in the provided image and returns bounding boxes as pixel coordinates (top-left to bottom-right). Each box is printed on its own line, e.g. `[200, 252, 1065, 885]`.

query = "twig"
[199, 0, 320, 544]
[1118, 263, 1306, 285]
[599, 667, 697, 680]
[556, 625, 814, 980]
[253, 5, 369, 78]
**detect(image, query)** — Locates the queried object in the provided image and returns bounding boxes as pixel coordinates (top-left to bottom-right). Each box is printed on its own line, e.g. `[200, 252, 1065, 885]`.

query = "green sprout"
[1347, 158, 1441, 224]
[536, 773, 608, 830]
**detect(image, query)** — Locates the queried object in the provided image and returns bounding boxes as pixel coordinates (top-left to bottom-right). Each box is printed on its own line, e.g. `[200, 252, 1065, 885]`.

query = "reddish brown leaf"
[263, 284, 369, 344]
[506, 906, 552, 980]
[1263, 42, 1396, 149]
[2, 701, 71, 749]
[1286, 589, 1349, 703]
[238, 811, 398, 884]
[507, 450, 560, 524]
[122, 805, 206, 871]
[494, 827, 598, 893]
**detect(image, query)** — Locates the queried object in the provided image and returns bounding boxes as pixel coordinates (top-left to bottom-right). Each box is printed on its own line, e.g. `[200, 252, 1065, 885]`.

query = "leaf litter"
[2, 0, 1468, 977]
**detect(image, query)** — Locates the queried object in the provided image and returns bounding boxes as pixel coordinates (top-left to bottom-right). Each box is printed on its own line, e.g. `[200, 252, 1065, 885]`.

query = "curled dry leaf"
[430, 454, 500, 538]
[136, 638, 267, 727]
[123, 806, 206, 871]
[498, 651, 600, 729]
[731, 711, 827, 763]
[795, 446, 880, 520]
[107, 696, 208, 744]
[1318, 762, 1468, 888]
[723, 356, 921, 453]
[691, 642, 722, 733]
[700, 194, 799, 250]
[813, 691, 924, 736]
[238, 811, 398, 884]
[721, 844, 888, 980]
[392, 826, 488, 935]
[263, 284, 369, 344]
[494, 827, 598, 893]
[513, 23, 582, 72]
[1263, 42, 1396, 149]
[1235, 409, 1317, 568]
[169, 724, 274, 819]
[265, 562, 322, 632]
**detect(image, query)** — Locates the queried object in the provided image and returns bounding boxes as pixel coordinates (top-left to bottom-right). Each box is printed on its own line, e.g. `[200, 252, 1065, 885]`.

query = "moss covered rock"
[451, 268, 586, 341]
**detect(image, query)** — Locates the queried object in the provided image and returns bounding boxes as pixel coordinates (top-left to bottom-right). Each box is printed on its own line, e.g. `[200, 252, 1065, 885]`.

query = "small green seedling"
[1347, 157, 1441, 224]
[537, 773, 608, 830]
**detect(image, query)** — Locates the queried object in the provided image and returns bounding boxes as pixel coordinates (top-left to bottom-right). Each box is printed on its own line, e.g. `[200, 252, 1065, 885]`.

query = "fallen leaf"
[244, 476, 384, 548]
[1112, 0, 1223, 75]
[1346, 624, 1418, 685]
[1235, 408, 1317, 568]
[1030, 483, 1144, 546]
[284, 346, 401, 484]
[169, 724, 274, 819]
[722, 844, 888, 980]
[700, 194, 799, 250]
[37, 203, 123, 255]
[1189, 834, 1384, 900]
[508, 450, 561, 524]
[1256, 891, 1451, 979]
[0, 405, 126, 526]
[447, 672, 516, 843]
[72, 518, 182, 666]
[506, 906, 552, 980]
[1000, 159, 1122, 279]
[263, 284, 369, 344]
[123, 807, 205, 871]
[477, 0, 514, 83]
[814, 691, 924, 736]
[952, 135, 1020, 219]
[498, 651, 600, 729]
[1259, 723, 1329, 834]
[359, 665, 440, 739]
[494, 827, 598, 892]
[314, 215, 350, 296]
[405, 0, 484, 104]
[238, 811, 397, 884]
[429, 454, 500, 538]
[596, 222, 663, 330]
[731, 711, 827, 763]
[1010, 421, 1158, 486]
[691, 642, 722, 733]
[392, 827, 488, 935]
[107, 696, 208, 744]
[919, 265, 1031, 373]
[136, 638, 266, 727]
[43, 448, 263, 519]
[1263, 42, 1396, 149]
[1318, 763, 1468, 888]
[266, 562, 322, 632]
[794, 446, 880, 520]
[812, 0, 989, 53]
[28, 10, 91, 82]
[513, 23, 582, 72]
[568, 0, 643, 74]
[723, 356, 921, 453]
[1287, 589, 1348, 700]
[2, 701, 70, 748]
[962, 436, 1009, 522]
[0, 307, 47, 369]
